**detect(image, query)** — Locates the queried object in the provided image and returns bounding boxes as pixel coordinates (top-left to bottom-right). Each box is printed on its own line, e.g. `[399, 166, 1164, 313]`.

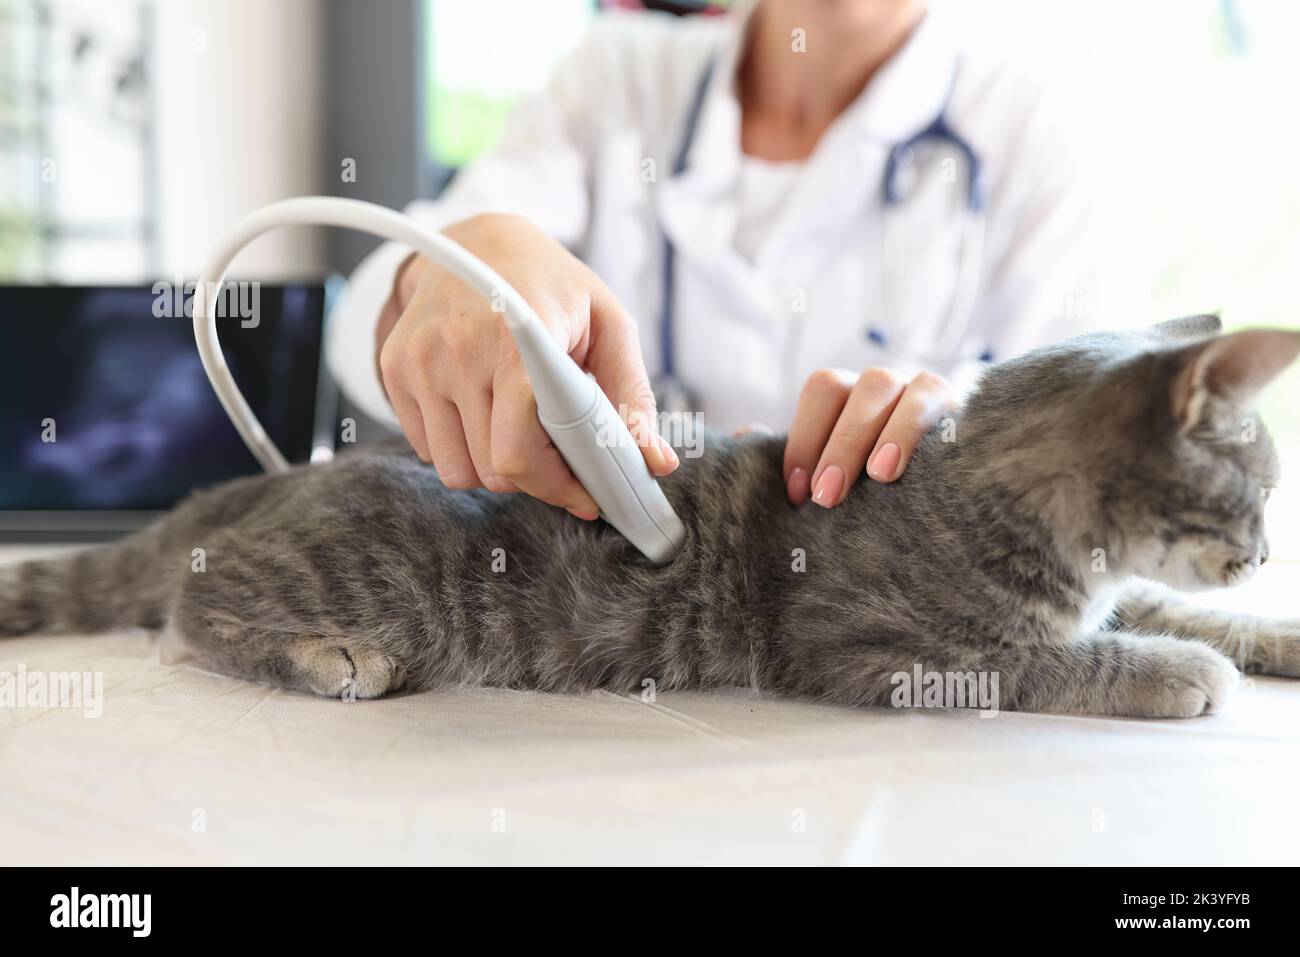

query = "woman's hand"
[377, 213, 678, 519]
[783, 367, 954, 507]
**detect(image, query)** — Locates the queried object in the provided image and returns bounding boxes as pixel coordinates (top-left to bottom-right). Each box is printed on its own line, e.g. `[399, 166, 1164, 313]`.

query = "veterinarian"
[328, 0, 1096, 521]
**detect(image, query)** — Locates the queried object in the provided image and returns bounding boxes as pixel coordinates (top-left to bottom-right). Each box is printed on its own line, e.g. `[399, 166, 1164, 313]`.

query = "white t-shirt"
[731, 156, 804, 265]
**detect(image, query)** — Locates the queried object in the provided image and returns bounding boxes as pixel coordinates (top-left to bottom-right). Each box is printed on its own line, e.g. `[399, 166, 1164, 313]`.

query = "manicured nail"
[656, 433, 680, 470]
[812, 465, 845, 508]
[868, 442, 901, 481]
[640, 438, 666, 472]
[567, 506, 599, 521]
[786, 467, 810, 504]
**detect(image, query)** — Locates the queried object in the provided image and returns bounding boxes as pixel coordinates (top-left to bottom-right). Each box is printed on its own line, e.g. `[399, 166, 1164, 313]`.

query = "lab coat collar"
[680, 7, 957, 178]
[659, 6, 959, 263]
[653, 4, 748, 253]
[836, 12, 958, 146]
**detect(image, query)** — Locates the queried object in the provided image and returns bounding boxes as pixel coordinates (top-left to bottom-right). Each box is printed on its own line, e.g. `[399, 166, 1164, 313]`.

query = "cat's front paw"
[1239, 620, 1300, 677]
[1132, 640, 1240, 718]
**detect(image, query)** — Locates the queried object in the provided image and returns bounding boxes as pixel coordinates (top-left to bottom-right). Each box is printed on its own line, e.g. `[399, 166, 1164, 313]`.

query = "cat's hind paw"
[298, 645, 404, 700]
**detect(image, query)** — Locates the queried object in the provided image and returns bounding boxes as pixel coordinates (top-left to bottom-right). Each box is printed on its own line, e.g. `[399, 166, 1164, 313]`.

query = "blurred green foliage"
[0, 210, 36, 279]
[426, 88, 515, 169]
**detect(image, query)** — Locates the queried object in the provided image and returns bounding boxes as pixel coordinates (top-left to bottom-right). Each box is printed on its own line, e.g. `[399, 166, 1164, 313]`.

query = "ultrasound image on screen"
[0, 285, 324, 510]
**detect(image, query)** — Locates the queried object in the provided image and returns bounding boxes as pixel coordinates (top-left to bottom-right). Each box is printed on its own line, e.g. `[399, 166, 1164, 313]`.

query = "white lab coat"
[328, 6, 1097, 433]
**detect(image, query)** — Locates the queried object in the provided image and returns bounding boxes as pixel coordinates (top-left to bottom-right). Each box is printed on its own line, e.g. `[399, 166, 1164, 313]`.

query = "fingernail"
[811, 465, 845, 508]
[567, 506, 599, 521]
[868, 442, 901, 481]
[641, 442, 664, 471]
[652, 433, 679, 471]
[786, 467, 810, 504]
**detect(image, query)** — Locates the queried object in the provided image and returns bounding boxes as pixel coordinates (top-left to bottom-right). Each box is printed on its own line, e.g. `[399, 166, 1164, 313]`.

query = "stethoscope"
[654, 54, 992, 413]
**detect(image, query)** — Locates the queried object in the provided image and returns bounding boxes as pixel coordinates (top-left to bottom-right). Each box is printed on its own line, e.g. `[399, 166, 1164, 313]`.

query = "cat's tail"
[0, 531, 171, 638]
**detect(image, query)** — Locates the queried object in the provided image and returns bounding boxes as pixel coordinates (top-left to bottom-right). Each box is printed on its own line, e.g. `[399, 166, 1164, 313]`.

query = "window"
[422, 0, 594, 170]
[0, 0, 154, 281]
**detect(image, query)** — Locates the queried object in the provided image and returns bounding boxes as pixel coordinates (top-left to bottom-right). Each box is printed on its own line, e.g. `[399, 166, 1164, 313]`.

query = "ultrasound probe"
[193, 197, 686, 564]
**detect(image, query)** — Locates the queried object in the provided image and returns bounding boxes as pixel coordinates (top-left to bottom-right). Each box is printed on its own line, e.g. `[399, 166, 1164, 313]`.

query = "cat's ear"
[1151, 313, 1222, 340]
[1171, 328, 1300, 433]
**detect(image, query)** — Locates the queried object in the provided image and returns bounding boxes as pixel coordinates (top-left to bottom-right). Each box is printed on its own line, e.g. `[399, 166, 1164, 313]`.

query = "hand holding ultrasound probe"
[194, 198, 687, 564]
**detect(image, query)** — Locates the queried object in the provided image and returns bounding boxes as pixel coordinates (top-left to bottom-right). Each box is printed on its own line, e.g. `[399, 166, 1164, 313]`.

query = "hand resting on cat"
[2, 315, 1298, 718]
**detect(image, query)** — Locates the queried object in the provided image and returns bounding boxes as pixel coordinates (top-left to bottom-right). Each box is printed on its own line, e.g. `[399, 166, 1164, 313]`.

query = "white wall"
[152, 0, 325, 279]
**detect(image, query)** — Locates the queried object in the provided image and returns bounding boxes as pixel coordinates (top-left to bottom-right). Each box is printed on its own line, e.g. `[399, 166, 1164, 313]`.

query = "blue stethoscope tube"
[655, 54, 993, 412]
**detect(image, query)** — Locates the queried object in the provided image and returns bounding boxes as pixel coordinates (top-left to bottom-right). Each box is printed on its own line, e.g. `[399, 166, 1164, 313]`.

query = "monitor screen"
[0, 284, 326, 512]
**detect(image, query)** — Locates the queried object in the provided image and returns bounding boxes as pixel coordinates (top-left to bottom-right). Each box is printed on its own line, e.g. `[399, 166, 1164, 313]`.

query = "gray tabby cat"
[2, 315, 1298, 718]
